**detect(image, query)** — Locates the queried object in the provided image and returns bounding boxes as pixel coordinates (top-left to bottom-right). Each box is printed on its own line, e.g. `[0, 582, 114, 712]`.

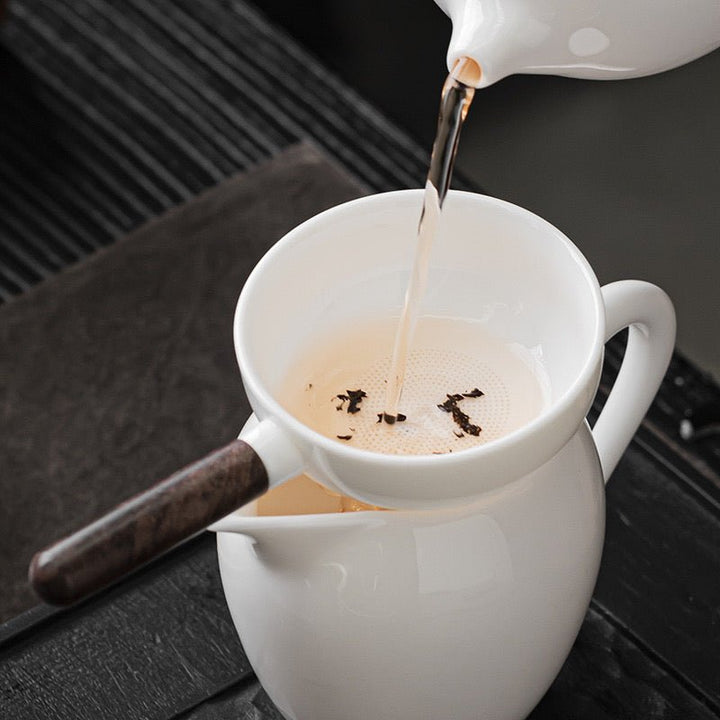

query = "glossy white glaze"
[435, 0, 720, 87]
[215, 423, 605, 720]
[231, 190, 675, 508]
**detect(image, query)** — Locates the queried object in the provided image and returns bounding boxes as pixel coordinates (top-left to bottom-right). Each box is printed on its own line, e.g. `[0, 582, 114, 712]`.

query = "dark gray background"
[258, 0, 720, 379]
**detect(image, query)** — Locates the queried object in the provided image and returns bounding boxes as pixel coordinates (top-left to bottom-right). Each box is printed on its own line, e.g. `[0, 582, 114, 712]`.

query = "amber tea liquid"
[280, 315, 549, 457]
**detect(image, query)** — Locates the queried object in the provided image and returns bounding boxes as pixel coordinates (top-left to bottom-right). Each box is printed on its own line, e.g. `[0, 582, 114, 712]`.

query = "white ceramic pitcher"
[210, 190, 675, 720]
[215, 420, 601, 720]
[435, 0, 720, 87]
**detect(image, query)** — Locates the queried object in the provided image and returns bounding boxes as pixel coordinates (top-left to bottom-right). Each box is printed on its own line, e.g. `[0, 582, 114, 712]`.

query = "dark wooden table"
[1, 1, 719, 718]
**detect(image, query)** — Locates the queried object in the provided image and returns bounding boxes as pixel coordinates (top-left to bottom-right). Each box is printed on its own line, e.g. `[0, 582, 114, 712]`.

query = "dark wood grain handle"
[29, 438, 269, 606]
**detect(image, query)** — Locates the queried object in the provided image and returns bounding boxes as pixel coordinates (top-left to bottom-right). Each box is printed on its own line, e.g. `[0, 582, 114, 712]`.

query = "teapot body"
[216, 422, 605, 720]
[436, 0, 720, 87]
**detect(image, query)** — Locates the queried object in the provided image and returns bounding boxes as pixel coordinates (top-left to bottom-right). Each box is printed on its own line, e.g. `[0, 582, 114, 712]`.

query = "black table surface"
[1, 1, 719, 718]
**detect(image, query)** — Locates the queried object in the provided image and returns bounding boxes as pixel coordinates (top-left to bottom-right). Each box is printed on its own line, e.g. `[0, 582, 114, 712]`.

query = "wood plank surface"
[598, 439, 720, 704]
[0, 535, 253, 720]
[0, 0, 444, 297]
[531, 605, 720, 720]
[582, 344, 720, 708]
[177, 606, 720, 720]
[175, 680, 261, 720]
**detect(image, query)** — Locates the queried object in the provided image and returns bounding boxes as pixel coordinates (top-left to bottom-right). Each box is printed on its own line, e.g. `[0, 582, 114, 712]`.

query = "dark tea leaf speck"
[346, 389, 367, 414]
[462, 388, 484, 398]
[334, 390, 366, 414]
[437, 390, 483, 436]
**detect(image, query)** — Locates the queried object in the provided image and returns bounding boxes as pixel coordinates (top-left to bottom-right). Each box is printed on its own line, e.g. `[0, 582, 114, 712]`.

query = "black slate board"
[0, 142, 366, 623]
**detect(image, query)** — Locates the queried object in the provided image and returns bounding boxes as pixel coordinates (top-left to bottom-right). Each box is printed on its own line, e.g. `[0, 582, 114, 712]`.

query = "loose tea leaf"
[335, 389, 367, 414]
[437, 390, 483, 436]
[346, 389, 367, 414]
[380, 410, 407, 425]
[462, 388, 484, 398]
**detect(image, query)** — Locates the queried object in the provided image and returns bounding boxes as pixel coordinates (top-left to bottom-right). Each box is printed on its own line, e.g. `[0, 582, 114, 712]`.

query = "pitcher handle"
[592, 281, 675, 483]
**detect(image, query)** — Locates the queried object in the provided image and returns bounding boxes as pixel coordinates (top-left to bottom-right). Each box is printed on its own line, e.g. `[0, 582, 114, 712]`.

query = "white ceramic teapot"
[435, 0, 720, 87]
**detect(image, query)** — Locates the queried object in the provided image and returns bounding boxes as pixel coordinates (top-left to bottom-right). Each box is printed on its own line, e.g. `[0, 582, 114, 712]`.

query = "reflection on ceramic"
[435, 0, 720, 87]
[214, 420, 605, 720]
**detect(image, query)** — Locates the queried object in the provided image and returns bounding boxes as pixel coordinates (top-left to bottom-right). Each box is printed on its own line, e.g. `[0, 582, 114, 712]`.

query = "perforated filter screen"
[280, 315, 549, 456]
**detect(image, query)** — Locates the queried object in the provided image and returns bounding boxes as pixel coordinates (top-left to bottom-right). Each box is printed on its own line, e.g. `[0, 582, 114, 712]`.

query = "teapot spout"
[436, 0, 537, 88]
